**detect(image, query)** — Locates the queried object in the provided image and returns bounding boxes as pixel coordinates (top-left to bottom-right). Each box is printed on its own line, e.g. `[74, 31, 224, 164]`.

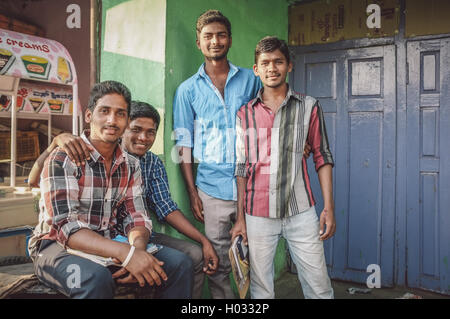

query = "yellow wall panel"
[289, 0, 400, 45]
[405, 0, 450, 38]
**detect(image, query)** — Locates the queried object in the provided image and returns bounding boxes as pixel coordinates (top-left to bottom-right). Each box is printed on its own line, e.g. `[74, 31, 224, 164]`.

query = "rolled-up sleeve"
[41, 151, 90, 248]
[235, 112, 247, 177]
[146, 155, 179, 222]
[121, 164, 153, 236]
[119, 164, 152, 236]
[173, 85, 194, 148]
[307, 100, 334, 172]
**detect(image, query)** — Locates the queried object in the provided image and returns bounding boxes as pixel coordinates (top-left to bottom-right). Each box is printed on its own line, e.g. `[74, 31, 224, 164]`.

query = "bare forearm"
[179, 146, 204, 222]
[128, 226, 151, 251]
[28, 140, 58, 187]
[317, 164, 334, 209]
[179, 147, 196, 194]
[180, 162, 196, 193]
[166, 210, 208, 244]
[69, 229, 167, 287]
[66, 228, 130, 261]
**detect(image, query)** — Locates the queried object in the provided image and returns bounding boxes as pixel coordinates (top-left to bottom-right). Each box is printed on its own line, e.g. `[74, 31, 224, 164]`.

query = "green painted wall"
[163, 0, 290, 296]
[100, 0, 166, 158]
[101, 0, 165, 105]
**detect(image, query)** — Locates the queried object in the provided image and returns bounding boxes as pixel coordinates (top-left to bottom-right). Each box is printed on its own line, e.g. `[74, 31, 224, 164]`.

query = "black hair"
[255, 36, 291, 65]
[87, 80, 132, 115]
[130, 101, 160, 130]
[196, 9, 232, 38]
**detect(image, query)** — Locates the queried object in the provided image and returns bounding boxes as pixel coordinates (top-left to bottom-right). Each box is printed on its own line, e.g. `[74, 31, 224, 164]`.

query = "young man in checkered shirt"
[28, 81, 194, 298]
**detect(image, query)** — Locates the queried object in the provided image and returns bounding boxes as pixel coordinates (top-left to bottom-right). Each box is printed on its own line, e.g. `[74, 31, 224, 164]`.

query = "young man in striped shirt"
[235, 37, 336, 299]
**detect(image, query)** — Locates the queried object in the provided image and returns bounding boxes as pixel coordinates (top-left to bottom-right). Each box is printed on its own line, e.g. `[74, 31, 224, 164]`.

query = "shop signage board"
[0, 29, 75, 85]
[0, 81, 73, 115]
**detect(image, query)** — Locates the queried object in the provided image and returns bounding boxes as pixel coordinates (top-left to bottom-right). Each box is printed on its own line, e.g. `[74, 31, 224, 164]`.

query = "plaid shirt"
[140, 151, 179, 222]
[29, 131, 152, 255]
[235, 87, 334, 219]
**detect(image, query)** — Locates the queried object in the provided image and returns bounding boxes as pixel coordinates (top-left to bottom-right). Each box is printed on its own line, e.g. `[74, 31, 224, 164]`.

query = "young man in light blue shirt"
[173, 10, 261, 298]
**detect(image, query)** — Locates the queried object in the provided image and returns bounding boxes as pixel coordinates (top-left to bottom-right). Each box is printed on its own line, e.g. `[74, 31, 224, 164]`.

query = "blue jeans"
[246, 206, 334, 299]
[33, 240, 193, 299]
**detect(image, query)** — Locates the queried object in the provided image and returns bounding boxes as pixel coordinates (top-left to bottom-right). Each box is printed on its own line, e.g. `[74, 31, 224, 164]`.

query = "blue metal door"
[406, 39, 450, 294]
[291, 45, 396, 286]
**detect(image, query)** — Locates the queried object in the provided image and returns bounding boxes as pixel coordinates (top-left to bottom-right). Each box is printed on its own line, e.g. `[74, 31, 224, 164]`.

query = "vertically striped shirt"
[28, 131, 152, 256]
[235, 87, 334, 219]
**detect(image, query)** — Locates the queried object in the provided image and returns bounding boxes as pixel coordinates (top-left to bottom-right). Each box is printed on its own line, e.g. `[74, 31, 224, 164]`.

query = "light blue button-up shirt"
[173, 62, 261, 201]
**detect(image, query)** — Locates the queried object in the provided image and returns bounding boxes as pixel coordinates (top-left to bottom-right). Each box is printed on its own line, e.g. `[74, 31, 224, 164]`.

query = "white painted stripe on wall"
[104, 0, 166, 63]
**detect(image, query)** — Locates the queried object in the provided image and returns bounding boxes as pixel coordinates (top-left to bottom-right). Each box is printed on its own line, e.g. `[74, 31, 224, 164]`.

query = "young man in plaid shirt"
[28, 81, 193, 299]
[29, 100, 219, 299]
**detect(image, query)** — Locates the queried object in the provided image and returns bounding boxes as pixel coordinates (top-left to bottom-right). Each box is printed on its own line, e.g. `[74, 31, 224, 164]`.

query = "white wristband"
[121, 245, 136, 268]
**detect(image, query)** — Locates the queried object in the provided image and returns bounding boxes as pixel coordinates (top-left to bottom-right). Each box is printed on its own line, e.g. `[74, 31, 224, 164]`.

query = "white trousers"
[246, 206, 334, 299]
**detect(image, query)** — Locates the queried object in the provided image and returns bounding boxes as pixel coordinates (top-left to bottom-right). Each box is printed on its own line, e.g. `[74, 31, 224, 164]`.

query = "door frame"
[405, 37, 450, 294]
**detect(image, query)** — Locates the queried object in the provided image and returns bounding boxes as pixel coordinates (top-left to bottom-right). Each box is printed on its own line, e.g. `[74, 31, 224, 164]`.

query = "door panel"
[347, 112, 382, 271]
[291, 45, 396, 286]
[406, 39, 450, 294]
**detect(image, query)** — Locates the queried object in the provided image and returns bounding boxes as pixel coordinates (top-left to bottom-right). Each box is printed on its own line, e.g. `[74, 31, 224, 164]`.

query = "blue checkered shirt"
[140, 151, 179, 221]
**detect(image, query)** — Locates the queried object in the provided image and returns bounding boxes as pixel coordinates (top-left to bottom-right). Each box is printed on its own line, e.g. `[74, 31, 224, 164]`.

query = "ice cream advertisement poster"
[0, 81, 73, 115]
[0, 28, 76, 85]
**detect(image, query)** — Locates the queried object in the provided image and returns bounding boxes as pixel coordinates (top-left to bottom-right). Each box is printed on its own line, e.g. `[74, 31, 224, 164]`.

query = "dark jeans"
[151, 232, 205, 299]
[33, 240, 194, 299]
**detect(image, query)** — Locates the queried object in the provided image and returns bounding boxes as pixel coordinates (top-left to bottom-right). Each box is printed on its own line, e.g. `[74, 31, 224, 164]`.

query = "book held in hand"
[228, 235, 250, 299]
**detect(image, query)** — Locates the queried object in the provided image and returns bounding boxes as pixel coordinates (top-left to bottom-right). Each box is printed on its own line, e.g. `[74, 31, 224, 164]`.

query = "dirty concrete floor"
[2, 262, 449, 299]
[274, 270, 450, 299]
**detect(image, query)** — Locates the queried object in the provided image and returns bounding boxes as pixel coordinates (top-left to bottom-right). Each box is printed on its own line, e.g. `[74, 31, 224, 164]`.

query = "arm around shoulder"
[28, 138, 58, 188]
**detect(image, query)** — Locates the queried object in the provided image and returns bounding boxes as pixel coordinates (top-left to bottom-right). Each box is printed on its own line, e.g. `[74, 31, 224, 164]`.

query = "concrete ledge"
[0, 262, 156, 299]
[0, 187, 39, 231]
